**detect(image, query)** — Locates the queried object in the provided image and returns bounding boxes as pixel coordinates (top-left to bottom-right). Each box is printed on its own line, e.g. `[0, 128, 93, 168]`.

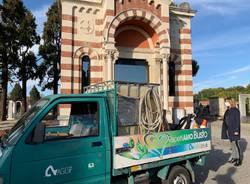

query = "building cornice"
[60, 0, 104, 6]
[170, 2, 196, 17]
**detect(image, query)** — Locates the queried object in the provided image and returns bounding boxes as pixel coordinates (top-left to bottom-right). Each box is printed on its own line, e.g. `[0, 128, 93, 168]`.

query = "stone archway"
[114, 20, 158, 83]
[105, 9, 169, 49]
[7, 100, 22, 120]
[115, 25, 155, 49]
[104, 9, 171, 79]
[74, 47, 100, 60]
[104, 9, 170, 110]
[239, 94, 250, 117]
[73, 47, 102, 93]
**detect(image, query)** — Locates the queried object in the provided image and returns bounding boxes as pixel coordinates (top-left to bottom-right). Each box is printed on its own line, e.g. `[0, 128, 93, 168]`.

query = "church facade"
[59, 0, 196, 119]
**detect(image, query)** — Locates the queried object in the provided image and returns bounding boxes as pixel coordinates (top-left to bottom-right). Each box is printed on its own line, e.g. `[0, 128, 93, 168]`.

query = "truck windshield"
[1, 99, 49, 146]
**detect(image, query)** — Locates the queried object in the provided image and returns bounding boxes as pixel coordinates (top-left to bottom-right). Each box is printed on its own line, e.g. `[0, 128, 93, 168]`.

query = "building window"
[115, 58, 148, 83]
[169, 62, 175, 96]
[82, 56, 90, 92]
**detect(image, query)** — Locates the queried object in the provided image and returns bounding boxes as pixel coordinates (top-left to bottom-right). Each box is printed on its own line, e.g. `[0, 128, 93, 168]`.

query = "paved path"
[194, 121, 250, 184]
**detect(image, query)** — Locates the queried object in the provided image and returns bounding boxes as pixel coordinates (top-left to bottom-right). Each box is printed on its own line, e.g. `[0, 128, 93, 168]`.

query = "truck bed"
[83, 81, 211, 174]
[113, 128, 211, 170]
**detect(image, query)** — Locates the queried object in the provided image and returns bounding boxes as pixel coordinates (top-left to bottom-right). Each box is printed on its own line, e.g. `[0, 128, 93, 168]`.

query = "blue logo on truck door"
[45, 165, 72, 177]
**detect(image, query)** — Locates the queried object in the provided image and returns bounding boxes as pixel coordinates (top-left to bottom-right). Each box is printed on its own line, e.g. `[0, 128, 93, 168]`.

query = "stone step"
[0, 121, 16, 131]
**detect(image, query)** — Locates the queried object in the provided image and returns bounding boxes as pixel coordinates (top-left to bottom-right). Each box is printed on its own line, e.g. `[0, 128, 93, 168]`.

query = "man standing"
[221, 98, 242, 166]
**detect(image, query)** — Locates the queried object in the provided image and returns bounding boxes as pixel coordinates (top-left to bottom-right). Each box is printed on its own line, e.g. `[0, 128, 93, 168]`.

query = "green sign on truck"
[0, 81, 211, 184]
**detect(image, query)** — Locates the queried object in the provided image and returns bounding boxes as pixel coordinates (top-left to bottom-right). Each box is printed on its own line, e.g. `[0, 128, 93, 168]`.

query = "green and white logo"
[45, 165, 72, 177]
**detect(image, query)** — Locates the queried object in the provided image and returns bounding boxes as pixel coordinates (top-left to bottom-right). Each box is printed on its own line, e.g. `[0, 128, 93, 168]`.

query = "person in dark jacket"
[221, 98, 242, 166]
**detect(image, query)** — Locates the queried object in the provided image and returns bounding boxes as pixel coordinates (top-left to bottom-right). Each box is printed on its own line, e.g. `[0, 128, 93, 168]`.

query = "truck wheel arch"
[157, 160, 195, 183]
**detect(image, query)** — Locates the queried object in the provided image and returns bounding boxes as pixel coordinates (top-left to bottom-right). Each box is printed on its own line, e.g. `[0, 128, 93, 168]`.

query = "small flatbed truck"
[0, 81, 211, 184]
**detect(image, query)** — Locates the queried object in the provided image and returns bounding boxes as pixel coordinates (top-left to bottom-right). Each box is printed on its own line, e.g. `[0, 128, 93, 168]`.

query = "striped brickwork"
[105, 9, 169, 49]
[169, 25, 193, 113]
[179, 27, 194, 114]
[60, 0, 195, 117]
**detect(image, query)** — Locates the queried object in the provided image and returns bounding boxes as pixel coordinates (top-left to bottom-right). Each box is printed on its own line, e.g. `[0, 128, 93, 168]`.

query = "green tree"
[192, 60, 200, 77]
[195, 85, 248, 101]
[29, 85, 41, 106]
[1, 0, 40, 115]
[38, 2, 61, 94]
[9, 83, 22, 101]
[245, 84, 250, 93]
[14, 51, 39, 114]
[0, 0, 23, 120]
[11, 5, 40, 114]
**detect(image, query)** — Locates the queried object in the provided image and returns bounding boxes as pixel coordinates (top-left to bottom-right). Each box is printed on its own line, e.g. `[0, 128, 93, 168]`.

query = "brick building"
[59, 0, 196, 121]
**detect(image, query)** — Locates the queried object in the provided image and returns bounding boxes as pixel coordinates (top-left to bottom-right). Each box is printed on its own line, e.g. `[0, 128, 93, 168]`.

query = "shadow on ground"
[194, 139, 248, 184]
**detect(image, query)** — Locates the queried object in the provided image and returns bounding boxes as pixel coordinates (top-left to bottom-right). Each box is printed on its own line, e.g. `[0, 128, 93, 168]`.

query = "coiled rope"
[139, 88, 163, 133]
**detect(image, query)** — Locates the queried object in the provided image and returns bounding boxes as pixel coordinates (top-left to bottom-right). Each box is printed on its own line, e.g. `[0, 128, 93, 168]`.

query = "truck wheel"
[165, 166, 191, 184]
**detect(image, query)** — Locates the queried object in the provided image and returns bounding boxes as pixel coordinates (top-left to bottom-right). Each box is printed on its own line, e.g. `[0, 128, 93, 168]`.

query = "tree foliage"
[9, 83, 22, 101]
[11, 5, 39, 114]
[29, 85, 41, 106]
[14, 51, 39, 114]
[38, 2, 61, 94]
[0, 0, 25, 120]
[246, 84, 250, 93]
[195, 85, 250, 101]
[192, 60, 199, 77]
[0, 0, 40, 116]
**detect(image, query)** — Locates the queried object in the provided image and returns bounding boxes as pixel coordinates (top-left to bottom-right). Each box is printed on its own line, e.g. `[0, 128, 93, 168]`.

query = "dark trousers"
[230, 140, 241, 160]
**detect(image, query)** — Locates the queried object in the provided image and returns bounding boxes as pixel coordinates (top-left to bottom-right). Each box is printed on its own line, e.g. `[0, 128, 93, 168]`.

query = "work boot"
[234, 159, 242, 167]
[228, 158, 237, 163]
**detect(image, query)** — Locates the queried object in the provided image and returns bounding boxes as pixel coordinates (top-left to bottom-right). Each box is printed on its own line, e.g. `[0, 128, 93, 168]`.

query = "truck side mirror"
[32, 123, 45, 144]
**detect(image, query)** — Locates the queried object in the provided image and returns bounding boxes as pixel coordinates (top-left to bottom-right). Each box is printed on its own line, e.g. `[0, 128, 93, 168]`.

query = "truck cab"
[0, 94, 111, 184]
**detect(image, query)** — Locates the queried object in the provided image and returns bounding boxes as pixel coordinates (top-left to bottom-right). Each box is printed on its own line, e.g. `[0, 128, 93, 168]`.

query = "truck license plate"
[131, 165, 142, 172]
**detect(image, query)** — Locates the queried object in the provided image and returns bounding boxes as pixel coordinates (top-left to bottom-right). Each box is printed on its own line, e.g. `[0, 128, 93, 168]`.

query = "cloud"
[194, 78, 226, 92]
[193, 77, 238, 93]
[192, 26, 250, 53]
[33, 4, 50, 35]
[31, 5, 48, 58]
[215, 65, 250, 77]
[194, 49, 249, 59]
[193, 64, 250, 92]
[174, 0, 250, 15]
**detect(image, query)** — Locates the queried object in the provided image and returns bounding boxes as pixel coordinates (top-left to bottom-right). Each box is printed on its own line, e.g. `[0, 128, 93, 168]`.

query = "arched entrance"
[74, 47, 101, 93]
[114, 19, 159, 83]
[105, 9, 169, 50]
[104, 9, 170, 110]
[239, 94, 250, 117]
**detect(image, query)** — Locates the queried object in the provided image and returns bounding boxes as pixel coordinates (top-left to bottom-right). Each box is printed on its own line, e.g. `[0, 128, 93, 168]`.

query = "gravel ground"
[194, 121, 250, 184]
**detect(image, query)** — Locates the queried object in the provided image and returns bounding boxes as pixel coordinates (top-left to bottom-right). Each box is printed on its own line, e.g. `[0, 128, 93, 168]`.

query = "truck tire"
[165, 165, 191, 184]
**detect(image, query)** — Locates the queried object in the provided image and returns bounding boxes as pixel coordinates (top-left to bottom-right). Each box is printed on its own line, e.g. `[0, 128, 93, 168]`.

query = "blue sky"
[4, 0, 250, 95]
[175, 0, 250, 93]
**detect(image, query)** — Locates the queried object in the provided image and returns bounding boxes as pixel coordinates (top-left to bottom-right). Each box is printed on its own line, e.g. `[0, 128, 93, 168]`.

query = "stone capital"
[161, 53, 171, 63]
[160, 46, 170, 58]
[103, 48, 119, 61]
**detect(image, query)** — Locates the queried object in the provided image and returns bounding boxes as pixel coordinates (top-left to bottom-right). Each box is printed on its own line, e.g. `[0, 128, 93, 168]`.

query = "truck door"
[11, 98, 108, 184]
